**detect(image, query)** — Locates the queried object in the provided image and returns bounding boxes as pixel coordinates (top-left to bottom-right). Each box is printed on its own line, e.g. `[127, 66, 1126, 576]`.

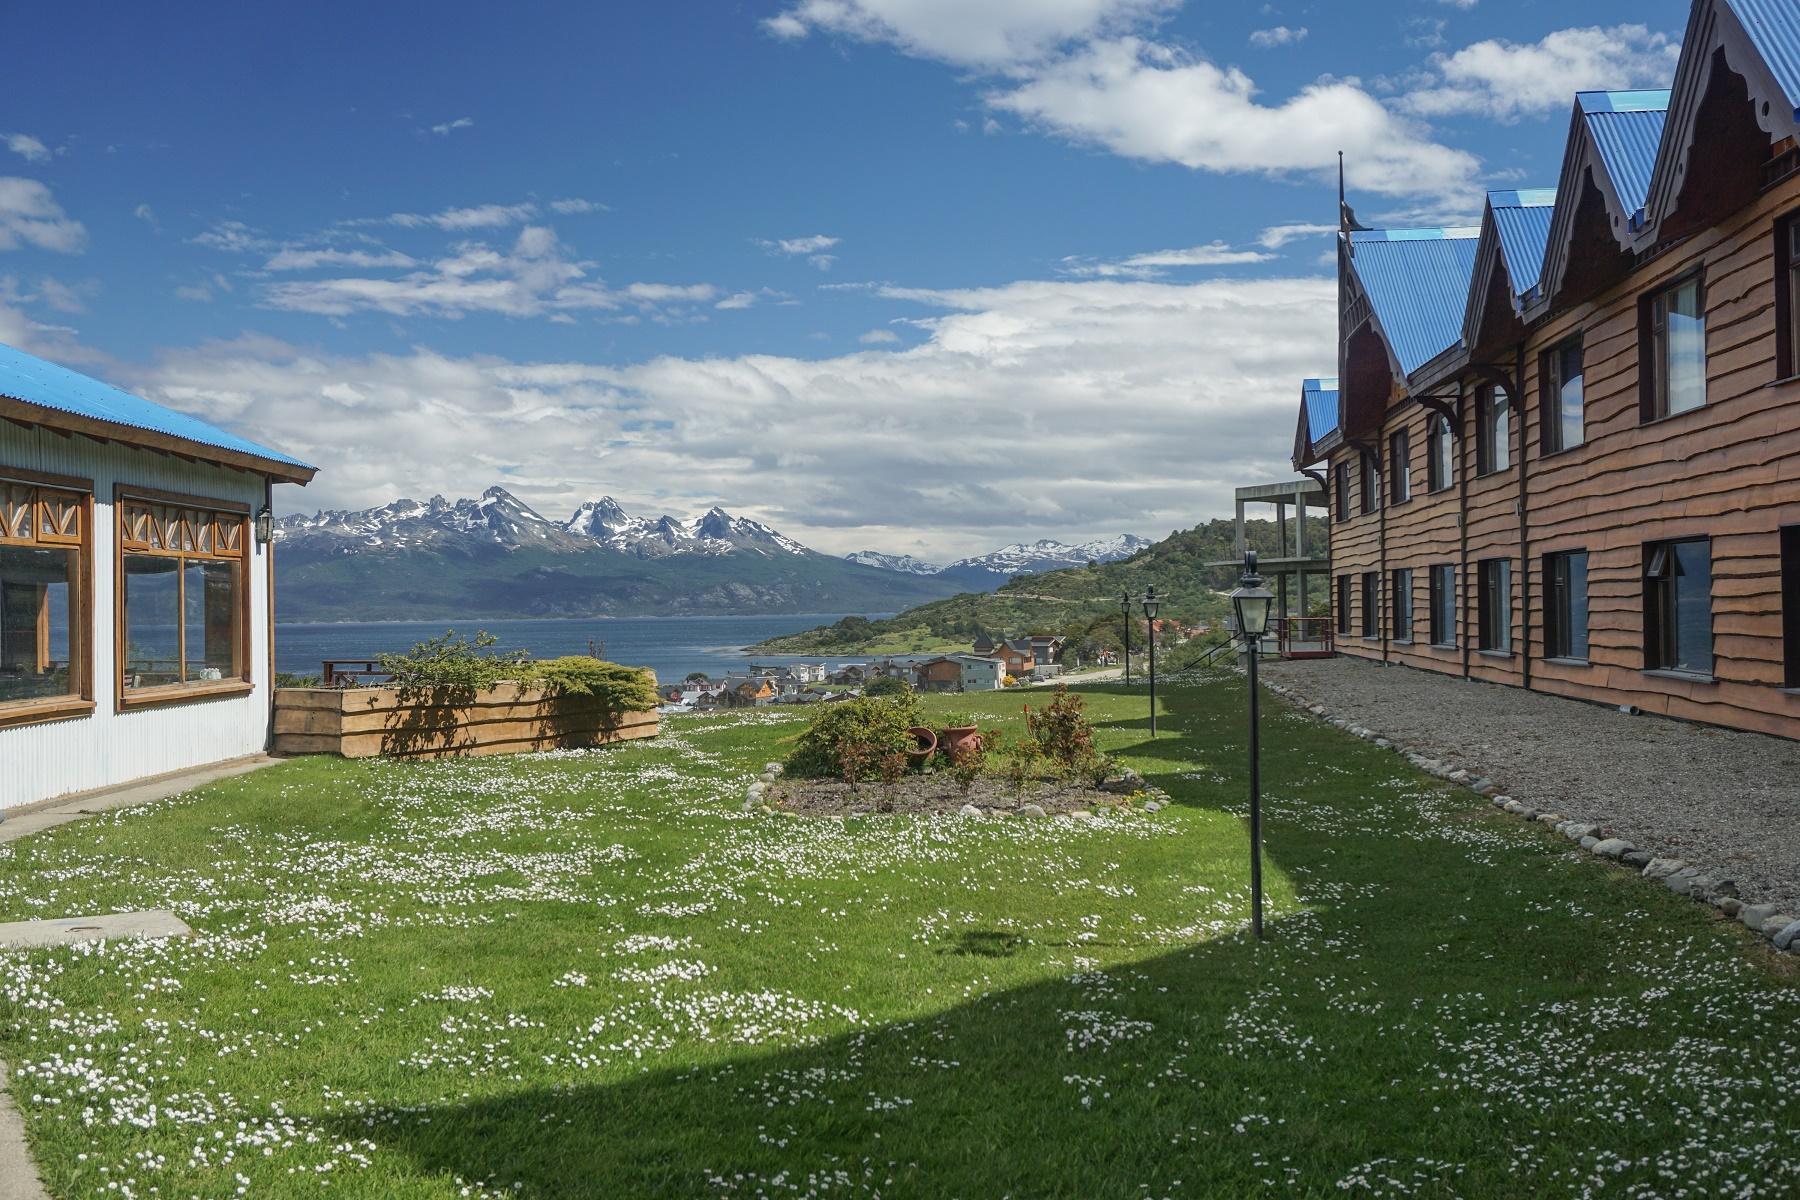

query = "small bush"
[865, 675, 912, 698]
[375, 630, 658, 717]
[784, 695, 923, 781]
[1024, 685, 1099, 781]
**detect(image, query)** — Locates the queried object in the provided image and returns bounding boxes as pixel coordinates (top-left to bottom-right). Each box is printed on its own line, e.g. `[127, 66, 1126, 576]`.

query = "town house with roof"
[1294, 0, 1800, 738]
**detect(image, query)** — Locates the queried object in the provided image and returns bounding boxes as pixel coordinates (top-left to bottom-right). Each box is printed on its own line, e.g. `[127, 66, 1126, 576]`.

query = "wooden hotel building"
[1294, 0, 1800, 738]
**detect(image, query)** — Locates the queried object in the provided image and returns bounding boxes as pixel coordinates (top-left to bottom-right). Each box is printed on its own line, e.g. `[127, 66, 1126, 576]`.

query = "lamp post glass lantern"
[254, 505, 275, 546]
[1120, 591, 1133, 685]
[1229, 551, 1275, 940]
[1141, 586, 1160, 735]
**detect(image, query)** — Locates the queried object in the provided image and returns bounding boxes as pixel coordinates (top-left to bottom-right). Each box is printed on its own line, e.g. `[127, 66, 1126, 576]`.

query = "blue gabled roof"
[1348, 228, 1480, 376]
[1302, 377, 1339, 443]
[1578, 90, 1670, 223]
[1728, 0, 1800, 122]
[1487, 189, 1556, 296]
[0, 341, 313, 475]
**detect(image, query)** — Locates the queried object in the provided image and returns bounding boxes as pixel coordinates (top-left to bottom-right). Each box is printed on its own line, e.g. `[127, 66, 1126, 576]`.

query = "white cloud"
[0, 178, 87, 253]
[761, 0, 1179, 68]
[34, 276, 90, 313]
[548, 198, 605, 214]
[191, 220, 271, 253]
[133, 203, 157, 227]
[988, 38, 1480, 199]
[1249, 25, 1306, 48]
[1400, 25, 1680, 122]
[1257, 222, 1336, 248]
[264, 247, 419, 271]
[429, 117, 475, 136]
[357, 201, 540, 231]
[764, 234, 841, 256]
[716, 291, 759, 310]
[1062, 240, 1274, 278]
[260, 224, 715, 320]
[0, 277, 91, 360]
[134, 273, 1335, 556]
[4, 134, 49, 163]
[859, 327, 900, 343]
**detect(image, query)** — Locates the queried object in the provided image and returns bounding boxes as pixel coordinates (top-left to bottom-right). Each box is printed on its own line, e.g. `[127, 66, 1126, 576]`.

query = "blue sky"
[1, 0, 1691, 559]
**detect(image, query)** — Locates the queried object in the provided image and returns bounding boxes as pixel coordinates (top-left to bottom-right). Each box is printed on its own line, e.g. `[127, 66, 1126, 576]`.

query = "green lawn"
[1, 679, 1796, 1199]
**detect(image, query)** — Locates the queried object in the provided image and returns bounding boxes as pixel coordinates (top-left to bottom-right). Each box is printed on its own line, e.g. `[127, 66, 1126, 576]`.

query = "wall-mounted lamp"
[254, 504, 274, 546]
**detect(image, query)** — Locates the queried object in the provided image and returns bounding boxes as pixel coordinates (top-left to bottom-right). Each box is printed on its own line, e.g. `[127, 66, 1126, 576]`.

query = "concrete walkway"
[0, 755, 278, 846]
[0, 754, 281, 1200]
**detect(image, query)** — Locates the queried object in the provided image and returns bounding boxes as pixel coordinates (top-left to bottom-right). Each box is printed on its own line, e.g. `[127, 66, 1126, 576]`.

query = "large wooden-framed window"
[1644, 538, 1712, 677]
[116, 488, 252, 708]
[1641, 273, 1707, 421]
[1429, 564, 1456, 647]
[1427, 413, 1455, 492]
[1359, 453, 1379, 516]
[1477, 558, 1511, 653]
[1543, 550, 1590, 662]
[1336, 574, 1351, 636]
[0, 469, 93, 727]
[1391, 567, 1413, 642]
[1334, 463, 1348, 522]
[1540, 339, 1585, 453]
[1782, 527, 1800, 689]
[1389, 429, 1411, 504]
[1476, 386, 1511, 475]
[1360, 571, 1378, 639]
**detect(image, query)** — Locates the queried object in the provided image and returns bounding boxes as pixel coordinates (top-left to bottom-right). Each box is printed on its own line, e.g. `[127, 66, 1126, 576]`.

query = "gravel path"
[1260, 657, 1800, 910]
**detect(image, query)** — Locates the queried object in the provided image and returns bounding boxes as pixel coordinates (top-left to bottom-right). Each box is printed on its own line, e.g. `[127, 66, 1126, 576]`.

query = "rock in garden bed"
[767, 773, 1140, 818]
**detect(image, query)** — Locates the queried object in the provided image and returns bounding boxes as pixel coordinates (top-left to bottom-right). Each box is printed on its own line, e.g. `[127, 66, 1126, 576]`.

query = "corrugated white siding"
[0, 422, 277, 809]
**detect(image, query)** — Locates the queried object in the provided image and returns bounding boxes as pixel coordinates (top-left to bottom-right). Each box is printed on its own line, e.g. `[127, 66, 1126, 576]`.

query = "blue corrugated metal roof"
[1578, 90, 1669, 222]
[1348, 228, 1480, 376]
[1302, 377, 1339, 443]
[1488, 189, 1556, 296]
[0, 341, 313, 473]
[1728, 0, 1800, 122]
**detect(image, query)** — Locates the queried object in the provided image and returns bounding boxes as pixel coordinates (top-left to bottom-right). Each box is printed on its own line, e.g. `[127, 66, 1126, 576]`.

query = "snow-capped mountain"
[275, 486, 594, 554]
[558, 499, 811, 559]
[846, 534, 1152, 590]
[844, 551, 944, 576]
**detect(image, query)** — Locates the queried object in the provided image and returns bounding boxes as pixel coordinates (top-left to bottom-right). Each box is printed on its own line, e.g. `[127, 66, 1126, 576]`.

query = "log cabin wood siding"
[1320, 160, 1800, 739]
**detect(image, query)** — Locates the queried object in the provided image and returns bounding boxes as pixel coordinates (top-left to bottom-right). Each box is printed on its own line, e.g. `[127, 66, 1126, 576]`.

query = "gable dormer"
[1293, 376, 1340, 469]
[1463, 189, 1556, 359]
[1532, 92, 1670, 317]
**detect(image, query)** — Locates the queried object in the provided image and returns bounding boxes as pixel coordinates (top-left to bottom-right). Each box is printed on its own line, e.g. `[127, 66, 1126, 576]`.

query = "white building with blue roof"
[0, 340, 315, 807]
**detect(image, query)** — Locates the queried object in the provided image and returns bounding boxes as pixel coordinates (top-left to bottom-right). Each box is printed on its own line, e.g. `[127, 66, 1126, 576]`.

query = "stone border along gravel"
[1256, 676, 1800, 959]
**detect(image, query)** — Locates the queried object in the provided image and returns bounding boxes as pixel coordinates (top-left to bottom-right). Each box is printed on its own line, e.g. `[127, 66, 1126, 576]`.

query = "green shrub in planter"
[784, 695, 924, 780]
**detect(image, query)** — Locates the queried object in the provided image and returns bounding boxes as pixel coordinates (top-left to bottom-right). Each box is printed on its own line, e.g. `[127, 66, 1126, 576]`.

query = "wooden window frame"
[114, 485, 254, 711]
[1334, 462, 1349, 522]
[1639, 270, 1708, 422]
[1540, 337, 1585, 455]
[1359, 453, 1380, 516]
[1776, 213, 1800, 380]
[1477, 558, 1511, 654]
[1360, 571, 1379, 640]
[1389, 428, 1411, 504]
[1428, 564, 1456, 648]
[0, 466, 95, 729]
[1475, 385, 1511, 476]
[1390, 567, 1413, 642]
[1643, 537, 1714, 678]
[1336, 574, 1352, 636]
[1427, 413, 1455, 493]
[1543, 549, 1590, 662]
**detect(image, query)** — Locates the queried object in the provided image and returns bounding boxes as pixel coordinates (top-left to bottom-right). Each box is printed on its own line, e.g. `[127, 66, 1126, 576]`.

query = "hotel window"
[1360, 572, 1378, 639]
[1336, 575, 1351, 636]
[1476, 386, 1511, 475]
[1389, 429, 1411, 503]
[1644, 539, 1712, 676]
[1642, 275, 1707, 420]
[1427, 413, 1455, 492]
[117, 492, 250, 703]
[0, 473, 90, 723]
[1334, 463, 1348, 522]
[1779, 216, 1800, 378]
[1429, 564, 1456, 647]
[1544, 550, 1590, 661]
[1478, 558, 1511, 653]
[1541, 339, 1585, 453]
[1391, 568, 1413, 641]
[1359, 454, 1379, 516]
[1783, 527, 1800, 688]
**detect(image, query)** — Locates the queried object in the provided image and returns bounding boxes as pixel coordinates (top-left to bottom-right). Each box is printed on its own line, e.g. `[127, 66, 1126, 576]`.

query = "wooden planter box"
[273, 681, 659, 760]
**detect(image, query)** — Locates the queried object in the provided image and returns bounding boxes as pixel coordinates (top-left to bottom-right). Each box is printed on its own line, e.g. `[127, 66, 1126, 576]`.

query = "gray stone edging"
[1260, 678, 1800, 958]
[0, 1061, 49, 1200]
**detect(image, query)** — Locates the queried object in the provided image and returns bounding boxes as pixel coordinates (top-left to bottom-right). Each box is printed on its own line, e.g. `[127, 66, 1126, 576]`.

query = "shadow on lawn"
[333, 683, 1722, 1197]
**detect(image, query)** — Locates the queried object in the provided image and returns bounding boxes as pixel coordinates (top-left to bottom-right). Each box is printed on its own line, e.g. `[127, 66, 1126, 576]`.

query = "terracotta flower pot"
[907, 726, 939, 759]
[939, 726, 982, 756]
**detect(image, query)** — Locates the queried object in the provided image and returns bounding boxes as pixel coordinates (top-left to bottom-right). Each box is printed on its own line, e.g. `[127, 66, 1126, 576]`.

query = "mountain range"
[272, 487, 1147, 622]
[845, 535, 1152, 590]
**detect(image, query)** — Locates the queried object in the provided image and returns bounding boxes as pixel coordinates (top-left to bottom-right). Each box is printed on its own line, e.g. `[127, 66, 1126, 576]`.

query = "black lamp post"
[1229, 551, 1275, 939]
[1120, 591, 1132, 685]
[1141, 585, 1160, 736]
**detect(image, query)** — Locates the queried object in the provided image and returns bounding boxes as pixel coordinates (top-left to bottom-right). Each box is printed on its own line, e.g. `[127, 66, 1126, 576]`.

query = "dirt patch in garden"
[769, 773, 1134, 817]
